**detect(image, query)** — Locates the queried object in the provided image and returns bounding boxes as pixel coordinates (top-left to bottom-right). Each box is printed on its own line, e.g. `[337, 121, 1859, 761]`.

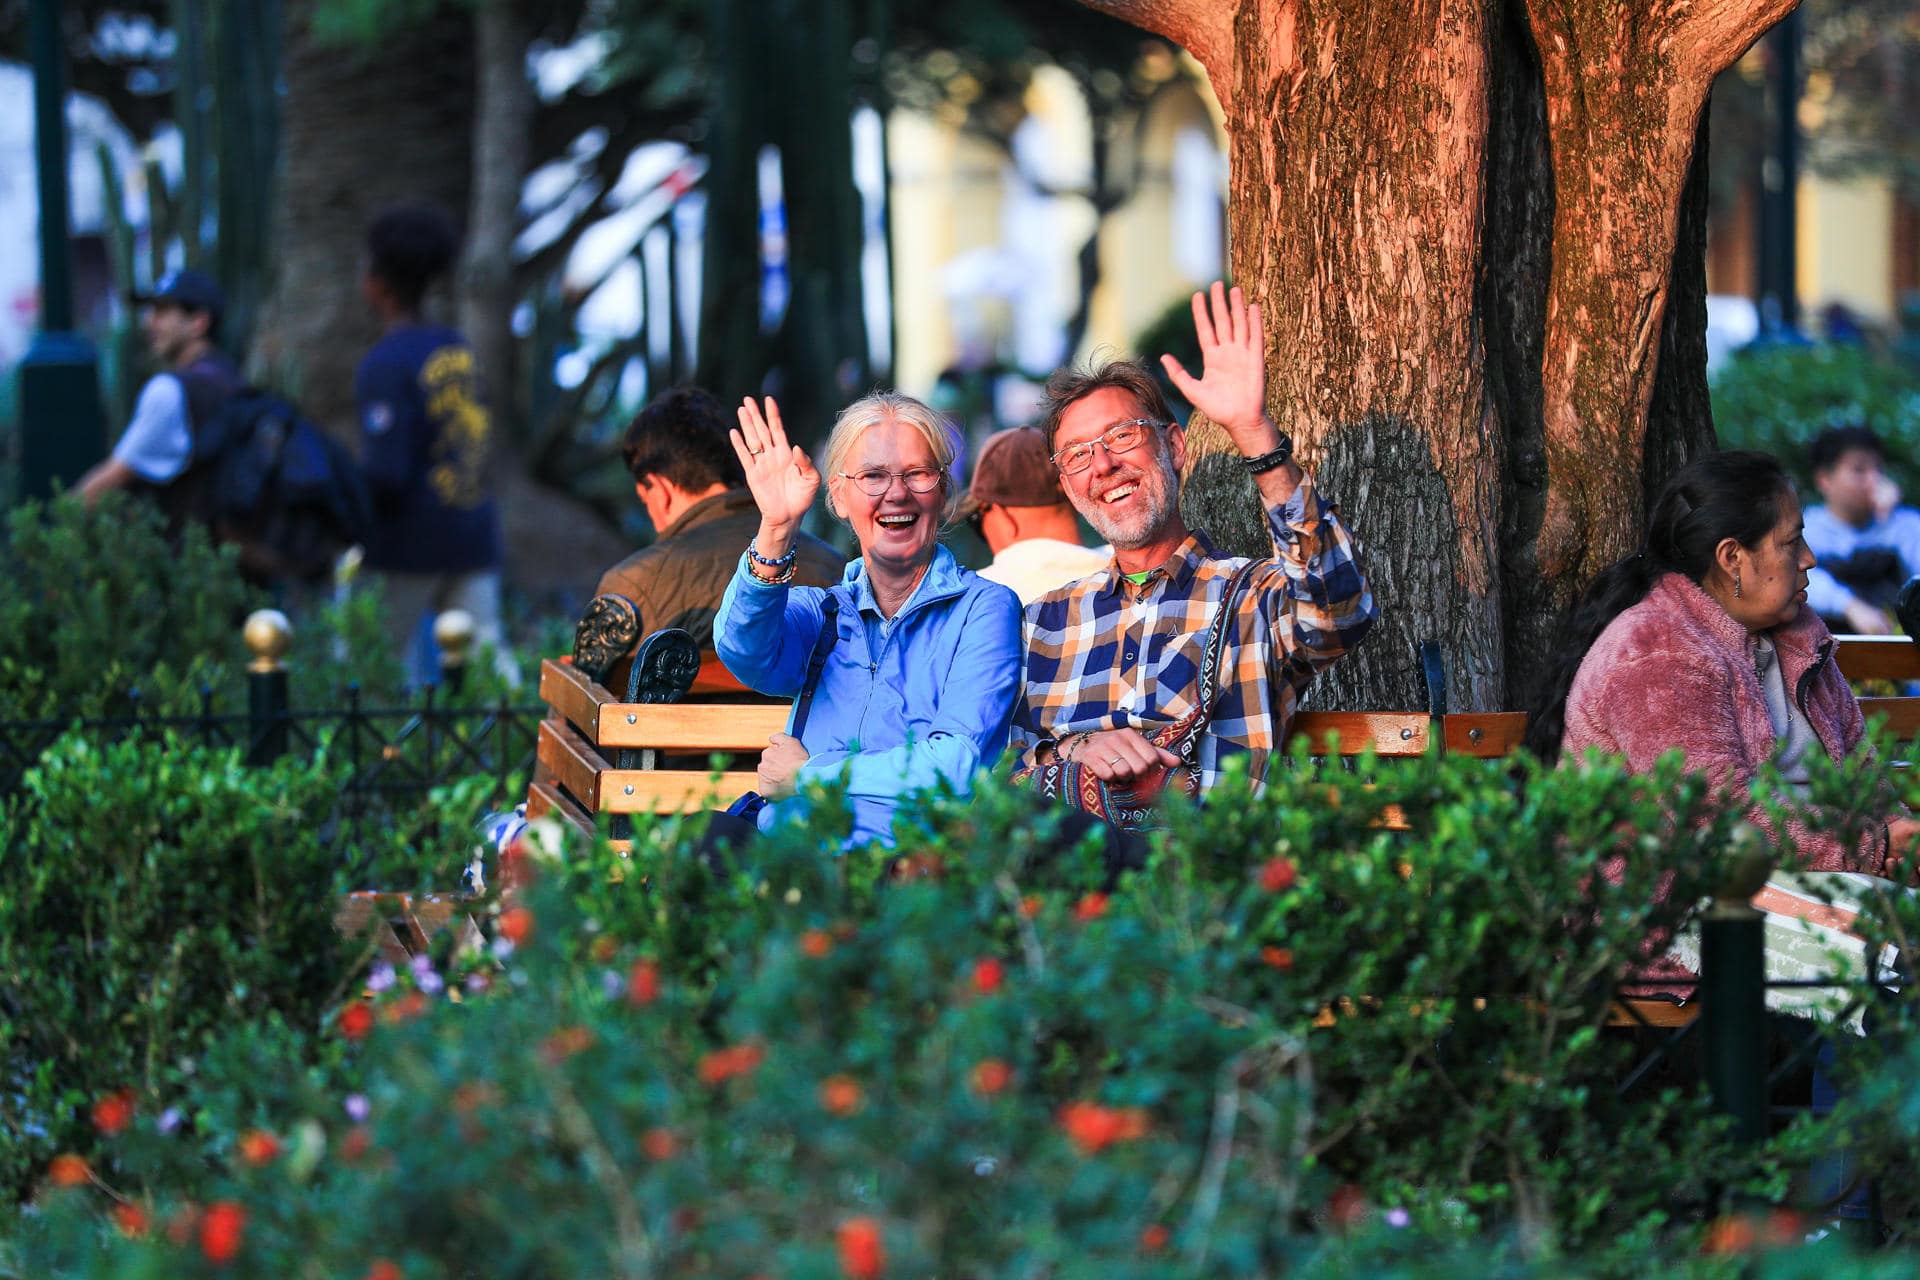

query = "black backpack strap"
[173, 353, 244, 442]
[789, 594, 841, 743]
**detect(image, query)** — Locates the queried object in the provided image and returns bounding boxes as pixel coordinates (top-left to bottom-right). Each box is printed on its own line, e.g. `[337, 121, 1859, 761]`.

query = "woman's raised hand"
[732, 396, 820, 532]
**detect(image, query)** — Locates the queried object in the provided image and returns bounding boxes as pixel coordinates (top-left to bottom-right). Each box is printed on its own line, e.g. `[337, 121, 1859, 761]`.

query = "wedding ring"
[1107, 756, 1123, 767]
[749, 448, 765, 455]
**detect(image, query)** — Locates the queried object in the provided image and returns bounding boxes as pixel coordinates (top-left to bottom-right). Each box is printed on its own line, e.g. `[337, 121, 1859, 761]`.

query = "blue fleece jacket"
[715, 544, 1023, 847]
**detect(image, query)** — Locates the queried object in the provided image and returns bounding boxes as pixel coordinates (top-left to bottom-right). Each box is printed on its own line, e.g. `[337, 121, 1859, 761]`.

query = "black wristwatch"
[1242, 433, 1294, 475]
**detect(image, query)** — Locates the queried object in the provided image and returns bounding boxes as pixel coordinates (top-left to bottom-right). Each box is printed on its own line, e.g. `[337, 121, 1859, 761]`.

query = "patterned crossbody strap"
[1160, 555, 1265, 762]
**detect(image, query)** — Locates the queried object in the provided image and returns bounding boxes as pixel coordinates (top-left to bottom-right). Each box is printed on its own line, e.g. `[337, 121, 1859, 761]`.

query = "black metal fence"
[0, 611, 544, 839]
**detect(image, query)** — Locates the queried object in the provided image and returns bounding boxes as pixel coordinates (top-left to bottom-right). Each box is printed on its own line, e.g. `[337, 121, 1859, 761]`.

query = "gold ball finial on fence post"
[243, 609, 293, 674]
[241, 610, 293, 765]
[435, 609, 476, 691]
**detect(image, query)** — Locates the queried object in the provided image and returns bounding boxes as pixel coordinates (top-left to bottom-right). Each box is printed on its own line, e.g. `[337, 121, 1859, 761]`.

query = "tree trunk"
[254, 0, 631, 618]
[1081, 0, 1793, 712]
[697, 0, 870, 447]
[253, 0, 475, 438]
[461, 0, 534, 449]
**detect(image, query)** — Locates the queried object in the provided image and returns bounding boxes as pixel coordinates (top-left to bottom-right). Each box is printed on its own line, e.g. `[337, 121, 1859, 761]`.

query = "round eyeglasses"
[837, 467, 944, 496]
[1049, 418, 1165, 476]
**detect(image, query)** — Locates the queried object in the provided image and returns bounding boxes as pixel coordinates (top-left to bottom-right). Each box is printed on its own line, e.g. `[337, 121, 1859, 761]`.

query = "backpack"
[183, 387, 374, 584]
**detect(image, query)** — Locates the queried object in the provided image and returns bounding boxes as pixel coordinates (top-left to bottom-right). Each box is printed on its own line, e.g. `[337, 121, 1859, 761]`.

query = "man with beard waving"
[1012, 282, 1378, 830]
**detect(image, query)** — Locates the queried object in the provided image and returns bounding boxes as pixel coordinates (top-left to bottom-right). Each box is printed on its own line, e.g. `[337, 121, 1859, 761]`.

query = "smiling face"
[1051, 387, 1186, 556]
[1723, 489, 1816, 633]
[831, 416, 947, 576]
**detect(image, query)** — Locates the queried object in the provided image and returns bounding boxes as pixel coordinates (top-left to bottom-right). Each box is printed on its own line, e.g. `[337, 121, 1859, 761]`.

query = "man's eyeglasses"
[1049, 419, 1165, 476]
[838, 467, 944, 496]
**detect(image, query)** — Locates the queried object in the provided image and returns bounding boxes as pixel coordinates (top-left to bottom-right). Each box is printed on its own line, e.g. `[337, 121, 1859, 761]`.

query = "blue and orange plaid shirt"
[1011, 474, 1377, 793]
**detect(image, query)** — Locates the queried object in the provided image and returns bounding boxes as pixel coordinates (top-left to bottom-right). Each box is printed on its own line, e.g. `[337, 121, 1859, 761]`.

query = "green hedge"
[1711, 344, 1920, 495]
[16, 735, 1920, 1276]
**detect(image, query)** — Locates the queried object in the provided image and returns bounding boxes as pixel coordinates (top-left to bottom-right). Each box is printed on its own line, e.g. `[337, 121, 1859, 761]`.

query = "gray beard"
[1080, 469, 1177, 551]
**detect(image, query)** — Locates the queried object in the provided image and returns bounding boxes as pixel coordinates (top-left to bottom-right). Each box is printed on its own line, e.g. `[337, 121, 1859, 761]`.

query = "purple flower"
[344, 1093, 370, 1123]
[157, 1107, 182, 1135]
[411, 953, 444, 995]
[601, 970, 623, 999]
[1385, 1208, 1410, 1229]
[367, 961, 397, 993]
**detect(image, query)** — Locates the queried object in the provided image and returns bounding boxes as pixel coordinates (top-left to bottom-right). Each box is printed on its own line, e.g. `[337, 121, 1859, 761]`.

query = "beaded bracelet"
[747, 555, 797, 586]
[748, 539, 799, 569]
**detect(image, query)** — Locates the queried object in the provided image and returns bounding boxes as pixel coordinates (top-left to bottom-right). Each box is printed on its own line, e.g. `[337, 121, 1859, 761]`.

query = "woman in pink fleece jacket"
[1529, 450, 1920, 877]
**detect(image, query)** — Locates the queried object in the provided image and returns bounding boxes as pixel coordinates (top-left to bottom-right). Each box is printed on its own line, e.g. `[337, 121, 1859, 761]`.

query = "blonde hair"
[821, 390, 964, 526]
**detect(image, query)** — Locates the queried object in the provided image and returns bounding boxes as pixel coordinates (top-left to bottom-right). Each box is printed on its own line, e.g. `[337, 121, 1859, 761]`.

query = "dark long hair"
[1524, 450, 1794, 759]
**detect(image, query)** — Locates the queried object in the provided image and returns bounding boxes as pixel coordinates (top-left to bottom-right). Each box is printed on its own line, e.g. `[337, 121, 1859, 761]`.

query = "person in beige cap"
[960, 426, 1110, 603]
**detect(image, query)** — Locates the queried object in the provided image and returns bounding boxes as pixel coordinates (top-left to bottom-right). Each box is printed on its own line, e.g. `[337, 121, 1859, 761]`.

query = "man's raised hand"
[1159, 282, 1279, 458]
[731, 396, 820, 533]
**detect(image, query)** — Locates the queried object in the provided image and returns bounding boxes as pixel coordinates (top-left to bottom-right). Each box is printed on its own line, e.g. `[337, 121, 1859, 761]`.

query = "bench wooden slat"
[1859, 696, 1920, 740]
[1834, 635, 1920, 684]
[1443, 711, 1530, 758]
[540, 659, 615, 736]
[1608, 999, 1696, 1028]
[595, 703, 790, 750]
[537, 716, 612, 811]
[598, 771, 761, 814]
[527, 774, 596, 841]
[1289, 711, 1430, 756]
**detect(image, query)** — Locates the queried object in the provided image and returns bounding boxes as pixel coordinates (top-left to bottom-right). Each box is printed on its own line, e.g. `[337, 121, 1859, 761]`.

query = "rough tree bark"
[256, 0, 628, 610]
[1076, 0, 1792, 712]
[697, 0, 871, 446]
[461, 0, 535, 449]
[252, 0, 476, 435]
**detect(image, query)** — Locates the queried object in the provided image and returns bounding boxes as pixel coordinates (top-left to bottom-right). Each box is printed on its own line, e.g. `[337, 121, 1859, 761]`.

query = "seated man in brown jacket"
[598, 386, 844, 647]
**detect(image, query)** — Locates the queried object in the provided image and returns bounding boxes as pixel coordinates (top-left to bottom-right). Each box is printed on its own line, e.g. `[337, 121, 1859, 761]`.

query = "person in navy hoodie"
[356, 202, 514, 686]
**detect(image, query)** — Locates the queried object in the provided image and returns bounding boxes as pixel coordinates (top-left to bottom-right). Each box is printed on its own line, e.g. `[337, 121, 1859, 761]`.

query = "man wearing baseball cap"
[960, 425, 1108, 603]
[76, 268, 241, 508]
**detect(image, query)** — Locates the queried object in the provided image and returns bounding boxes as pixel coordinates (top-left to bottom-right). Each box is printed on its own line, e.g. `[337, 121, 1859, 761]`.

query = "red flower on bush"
[627, 959, 661, 1006]
[340, 1001, 374, 1041]
[970, 1059, 1013, 1096]
[971, 957, 1005, 995]
[1327, 1183, 1368, 1230]
[642, 1127, 678, 1160]
[1702, 1214, 1758, 1255]
[1260, 945, 1294, 971]
[1073, 892, 1109, 922]
[364, 1261, 403, 1280]
[497, 906, 534, 946]
[47, 1154, 90, 1188]
[452, 1082, 500, 1113]
[199, 1200, 246, 1265]
[820, 1074, 864, 1116]
[91, 1088, 135, 1136]
[1057, 1101, 1148, 1153]
[541, 1026, 597, 1063]
[800, 929, 834, 958]
[1019, 895, 1044, 918]
[1140, 1223, 1170, 1254]
[837, 1216, 886, 1279]
[112, 1202, 149, 1238]
[340, 1126, 374, 1164]
[1257, 857, 1297, 893]
[697, 1042, 765, 1086]
[589, 935, 618, 964]
[237, 1130, 282, 1166]
[381, 992, 428, 1026]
